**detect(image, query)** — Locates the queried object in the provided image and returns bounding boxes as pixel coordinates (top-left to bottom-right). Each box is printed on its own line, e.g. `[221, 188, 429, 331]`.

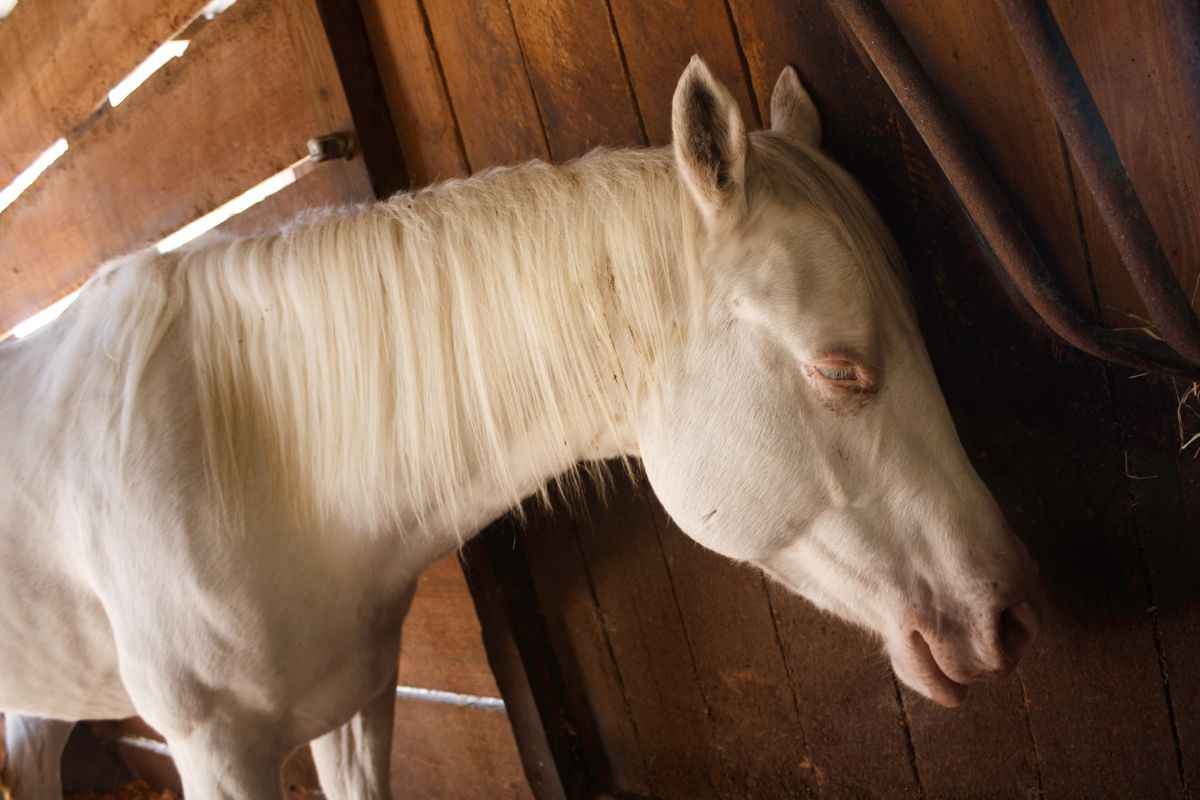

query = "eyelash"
[814, 364, 857, 382]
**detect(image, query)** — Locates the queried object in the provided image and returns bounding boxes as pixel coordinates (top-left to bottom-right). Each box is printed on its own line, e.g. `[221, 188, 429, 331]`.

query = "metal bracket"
[306, 132, 355, 163]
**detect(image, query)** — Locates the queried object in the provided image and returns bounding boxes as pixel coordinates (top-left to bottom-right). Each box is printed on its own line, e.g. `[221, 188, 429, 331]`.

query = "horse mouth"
[891, 630, 969, 707]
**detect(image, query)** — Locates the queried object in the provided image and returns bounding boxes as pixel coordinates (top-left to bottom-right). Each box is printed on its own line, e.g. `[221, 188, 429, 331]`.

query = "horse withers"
[0, 58, 1038, 798]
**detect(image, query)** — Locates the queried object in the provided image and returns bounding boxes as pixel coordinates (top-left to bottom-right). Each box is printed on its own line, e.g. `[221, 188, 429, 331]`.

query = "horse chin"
[889, 630, 970, 708]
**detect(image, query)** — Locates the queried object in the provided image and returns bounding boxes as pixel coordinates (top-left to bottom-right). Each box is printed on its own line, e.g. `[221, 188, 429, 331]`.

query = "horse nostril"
[998, 601, 1039, 665]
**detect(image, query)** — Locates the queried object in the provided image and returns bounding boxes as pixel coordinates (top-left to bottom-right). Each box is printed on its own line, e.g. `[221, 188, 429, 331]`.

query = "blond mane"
[54, 135, 901, 540]
[182, 147, 701, 535]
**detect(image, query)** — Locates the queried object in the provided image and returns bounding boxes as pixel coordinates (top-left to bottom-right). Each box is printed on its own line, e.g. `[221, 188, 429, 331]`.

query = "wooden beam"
[462, 529, 576, 800]
[0, 0, 356, 334]
[315, 0, 409, 199]
[0, 0, 209, 189]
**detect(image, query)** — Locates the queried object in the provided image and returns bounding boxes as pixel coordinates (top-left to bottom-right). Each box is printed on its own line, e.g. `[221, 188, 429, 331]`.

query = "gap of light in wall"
[201, 0, 238, 19]
[9, 165, 296, 339]
[155, 166, 297, 253]
[108, 39, 190, 108]
[394, 685, 507, 710]
[0, 0, 19, 20]
[9, 288, 82, 339]
[0, 137, 68, 216]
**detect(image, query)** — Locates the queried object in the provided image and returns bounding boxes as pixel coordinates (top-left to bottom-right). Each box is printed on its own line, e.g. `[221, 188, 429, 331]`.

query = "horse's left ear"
[770, 66, 821, 147]
[672, 56, 748, 225]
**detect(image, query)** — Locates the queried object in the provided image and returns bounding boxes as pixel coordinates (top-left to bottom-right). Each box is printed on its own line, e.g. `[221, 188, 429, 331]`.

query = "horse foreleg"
[311, 584, 413, 800]
[167, 725, 283, 800]
[310, 671, 398, 800]
[2, 715, 75, 799]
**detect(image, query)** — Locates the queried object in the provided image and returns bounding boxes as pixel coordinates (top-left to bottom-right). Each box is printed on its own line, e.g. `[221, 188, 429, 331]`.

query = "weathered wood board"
[0, 0, 208, 189]
[0, 0, 355, 334]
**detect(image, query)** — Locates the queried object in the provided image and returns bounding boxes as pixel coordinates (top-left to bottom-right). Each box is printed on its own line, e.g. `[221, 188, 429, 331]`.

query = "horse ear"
[672, 56, 747, 225]
[770, 66, 821, 147]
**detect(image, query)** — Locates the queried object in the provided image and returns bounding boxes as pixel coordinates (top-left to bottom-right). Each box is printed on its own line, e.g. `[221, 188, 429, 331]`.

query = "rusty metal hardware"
[306, 132, 355, 163]
[828, 0, 1200, 379]
[996, 0, 1200, 366]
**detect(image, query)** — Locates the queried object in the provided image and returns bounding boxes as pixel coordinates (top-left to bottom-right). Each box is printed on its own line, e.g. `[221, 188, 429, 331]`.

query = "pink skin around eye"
[806, 355, 877, 393]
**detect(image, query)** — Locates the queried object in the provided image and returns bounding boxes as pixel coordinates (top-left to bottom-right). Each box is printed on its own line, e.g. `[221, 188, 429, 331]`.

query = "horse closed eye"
[814, 364, 856, 382]
[808, 360, 876, 395]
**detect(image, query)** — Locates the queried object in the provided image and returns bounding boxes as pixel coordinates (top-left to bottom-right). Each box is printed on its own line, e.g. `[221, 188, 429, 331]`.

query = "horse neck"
[408, 148, 700, 544]
[184, 147, 699, 546]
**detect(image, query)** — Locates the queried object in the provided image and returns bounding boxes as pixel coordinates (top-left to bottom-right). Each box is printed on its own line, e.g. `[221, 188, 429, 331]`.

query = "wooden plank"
[391, 697, 533, 800]
[399, 553, 503, 699]
[356, 0, 469, 186]
[406, 7, 581, 796]
[569, 473, 720, 799]
[420, 0, 547, 169]
[315, 0, 410, 199]
[519, 487, 652, 796]
[607, 0, 759, 145]
[507, 0, 644, 159]
[462, 530, 574, 800]
[0, 0, 208, 188]
[649, 509, 816, 799]
[0, 0, 356, 334]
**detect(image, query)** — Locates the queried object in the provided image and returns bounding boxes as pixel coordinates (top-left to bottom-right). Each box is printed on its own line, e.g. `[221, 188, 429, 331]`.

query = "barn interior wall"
[356, 1, 1200, 797]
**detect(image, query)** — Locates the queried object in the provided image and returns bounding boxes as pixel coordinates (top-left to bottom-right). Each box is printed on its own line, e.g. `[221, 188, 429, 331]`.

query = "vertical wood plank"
[520, 494, 653, 796]
[461, 532, 574, 799]
[650, 510, 817, 799]
[390, 698, 535, 800]
[356, 0, 469, 185]
[399, 554, 505, 698]
[421, 0, 548, 168]
[508, 0, 644, 158]
[315, 0, 410, 198]
[571, 474, 722, 799]
[607, 0, 758, 145]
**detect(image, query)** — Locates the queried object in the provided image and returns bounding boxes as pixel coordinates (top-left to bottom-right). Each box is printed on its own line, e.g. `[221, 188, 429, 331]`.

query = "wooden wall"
[356, 1, 1200, 798]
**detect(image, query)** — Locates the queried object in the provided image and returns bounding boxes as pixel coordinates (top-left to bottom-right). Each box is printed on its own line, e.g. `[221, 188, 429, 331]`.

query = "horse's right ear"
[770, 66, 821, 147]
[672, 56, 747, 226]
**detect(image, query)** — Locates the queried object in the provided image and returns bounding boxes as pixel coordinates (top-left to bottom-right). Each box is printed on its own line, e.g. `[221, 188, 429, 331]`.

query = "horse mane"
[180, 147, 702, 535]
[55, 134, 901, 540]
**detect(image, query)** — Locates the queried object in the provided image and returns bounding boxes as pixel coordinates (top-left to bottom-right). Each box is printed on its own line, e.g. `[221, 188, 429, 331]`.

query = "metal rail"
[828, 0, 1200, 379]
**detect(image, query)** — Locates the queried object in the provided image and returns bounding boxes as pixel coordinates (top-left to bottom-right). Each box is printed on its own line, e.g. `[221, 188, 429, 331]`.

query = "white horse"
[0, 59, 1039, 798]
